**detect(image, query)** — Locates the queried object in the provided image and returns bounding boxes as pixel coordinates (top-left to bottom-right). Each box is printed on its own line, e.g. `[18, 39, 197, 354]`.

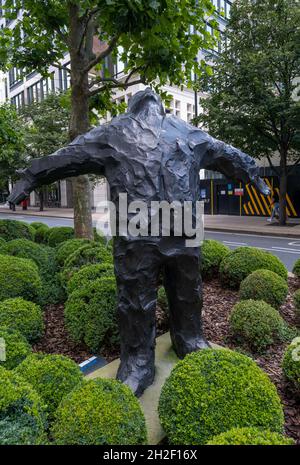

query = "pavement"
[1, 206, 300, 271]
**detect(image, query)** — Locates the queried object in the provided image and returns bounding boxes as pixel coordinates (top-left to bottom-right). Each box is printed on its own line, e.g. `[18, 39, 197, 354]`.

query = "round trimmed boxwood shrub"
[158, 348, 284, 445]
[47, 226, 74, 247]
[52, 378, 147, 445]
[55, 238, 91, 267]
[0, 255, 42, 303]
[229, 300, 294, 352]
[15, 353, 83, 421]
[0, 238, 5, 248]
[34, 225, 50, 244]
[282, 338, 300, 396]
[67, 262, 115, 295]
[207, 427, 294, 445]
[30, 222, 48, 230]
[219, 247, 288, 289]
[0, 298, 44, 342]
[0, 367, 46, 444]
[65, 277, 118, 351]
[239, 269, 288, 309]
[0, 219, 35, 242]
[157, 286, 168, 312]
[0, 238, 49, 271]
[293, 259, 300, 278]
[0, 415, 47, 445]
[201, 239, 230, 280]
[61, 242, 113, 284]
[294, 290, 300, 317]
[0, 327, 31, 370]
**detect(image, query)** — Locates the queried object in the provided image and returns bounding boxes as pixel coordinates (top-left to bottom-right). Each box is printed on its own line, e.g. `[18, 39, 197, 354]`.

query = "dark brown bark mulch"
[33, 276, 300, 443]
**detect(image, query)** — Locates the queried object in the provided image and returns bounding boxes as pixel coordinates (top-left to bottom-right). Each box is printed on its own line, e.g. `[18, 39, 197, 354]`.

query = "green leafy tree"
[197, 0, 300, 225]
[20, 93, 70, 211]
[0, 0, 216, 238]
[0, 103, 25, 197]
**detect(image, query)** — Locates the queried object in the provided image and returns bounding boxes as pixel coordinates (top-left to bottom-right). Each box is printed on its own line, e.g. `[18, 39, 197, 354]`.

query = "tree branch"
[83, 35, 120, 73]
[88, 78, 144, 98]
[52, 63, 71, 73]
[266, 154, 281, 177]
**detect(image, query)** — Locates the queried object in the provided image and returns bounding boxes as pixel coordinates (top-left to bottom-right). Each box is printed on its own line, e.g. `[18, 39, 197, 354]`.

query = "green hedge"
[47, 226, 74, 247]
[219, 247, 288, 289]
[61, 242, 113, 284]
[0, 415, 47, 445]
[157, 286, 168, 312]
[0, 327, 31, 370]
[239, 269, 288, 309]
[207, 427, 294, 445]
[293, 259, 300, 278]
[34, 225, 50, 244]
[0, 219, 35, 242]
[229, 300, 295, 352]
[0, 298, 44, 342]
[294, 290, 300, 317]
[65, 277, 118, 351]
[0, 238, 49, 271]
[67, 262, 115, 295]
[15, 353, 83, 422]
[0, 238, 6, 248]
[52, 378, 147, 445]
[201, 240, 230, 280]
[55, 238, 91, 267]
[282, 338, 300, 396]
[0, 367, 47, 445]
[158, 348, 284, 445]
[0, 255, 42, 303]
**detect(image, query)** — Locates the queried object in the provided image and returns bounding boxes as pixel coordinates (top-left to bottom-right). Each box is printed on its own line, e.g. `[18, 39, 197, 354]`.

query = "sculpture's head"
[128, 88, 165, 117]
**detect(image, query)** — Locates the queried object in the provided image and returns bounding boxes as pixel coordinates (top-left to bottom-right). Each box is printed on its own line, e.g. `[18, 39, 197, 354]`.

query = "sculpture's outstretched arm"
[189, 130, 270, 195]
[8, 126, 113, 205]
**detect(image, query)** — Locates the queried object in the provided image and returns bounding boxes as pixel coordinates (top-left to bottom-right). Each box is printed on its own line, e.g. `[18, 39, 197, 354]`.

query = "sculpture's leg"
[114, 240, 161, 397]
[163, 247, 210, 358]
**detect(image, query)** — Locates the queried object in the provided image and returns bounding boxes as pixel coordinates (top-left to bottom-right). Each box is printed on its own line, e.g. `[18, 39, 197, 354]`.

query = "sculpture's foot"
[116, 355, 155, 397]
[172, 336, 211, 359]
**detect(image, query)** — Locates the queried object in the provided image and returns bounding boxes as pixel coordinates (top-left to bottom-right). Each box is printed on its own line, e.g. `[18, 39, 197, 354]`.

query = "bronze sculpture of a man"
[9, 88, 269, 396]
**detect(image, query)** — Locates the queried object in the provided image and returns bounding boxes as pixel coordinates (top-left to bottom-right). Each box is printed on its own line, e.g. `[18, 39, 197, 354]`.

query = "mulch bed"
[33, 276, 300, 444]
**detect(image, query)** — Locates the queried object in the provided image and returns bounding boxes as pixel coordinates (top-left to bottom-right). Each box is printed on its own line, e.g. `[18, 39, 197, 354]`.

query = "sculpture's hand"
[7, 170, 35, 205]
[252, 175, 271, 196]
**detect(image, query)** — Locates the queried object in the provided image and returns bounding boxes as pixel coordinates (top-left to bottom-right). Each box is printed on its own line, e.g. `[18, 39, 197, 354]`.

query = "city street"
[1, 212, 299, 271]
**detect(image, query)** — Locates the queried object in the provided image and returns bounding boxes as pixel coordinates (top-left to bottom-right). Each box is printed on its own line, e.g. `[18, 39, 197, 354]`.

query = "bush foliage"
[0, 298, 44, 342]
[219, 247, 288, 288]
[207, 427, 294, 445]
[0, 219, 35, 242]
[0, 367, 47, 444]
[0, 238, 5, 248]
[293, 259, 300, 278]
[239, 269, 288, 309]
[30, 222, 48, 230]
[34, 225, 50, 244]
[65, 277, 118, 351]
[201, 240, 230, 280]
[67, 262, 115, 295]
[52, 378, 147, 445]
[47, 227, 74, 247]
[55, 238, 91, 267]
[0, 255, 42, 303]
[229, 300, 295, 352]
[15, 353, 83, 421]
[294, 290, 300, 317]
[61, 242, 113, 284]
[0, 238, 49, 271]
[282, 338, 300, 396]
[158, 348, 284, 445]
[0, 327, 31, 370]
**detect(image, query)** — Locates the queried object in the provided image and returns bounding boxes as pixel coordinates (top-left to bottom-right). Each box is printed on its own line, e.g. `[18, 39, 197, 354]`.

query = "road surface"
[0, 212, 299, 271]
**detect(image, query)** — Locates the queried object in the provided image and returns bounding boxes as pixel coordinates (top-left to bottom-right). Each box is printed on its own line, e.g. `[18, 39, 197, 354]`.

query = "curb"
[205, 227, 300, 239]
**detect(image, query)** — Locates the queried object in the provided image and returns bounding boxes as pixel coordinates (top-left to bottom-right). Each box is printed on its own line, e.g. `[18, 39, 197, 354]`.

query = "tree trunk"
[68, 6, 94, 240]
[279, 150, 288, 226]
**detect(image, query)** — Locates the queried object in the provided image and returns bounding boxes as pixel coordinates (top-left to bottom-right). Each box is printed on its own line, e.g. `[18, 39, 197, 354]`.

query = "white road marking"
[223, 241, 248, 246]
[288, 241, 300, 247]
